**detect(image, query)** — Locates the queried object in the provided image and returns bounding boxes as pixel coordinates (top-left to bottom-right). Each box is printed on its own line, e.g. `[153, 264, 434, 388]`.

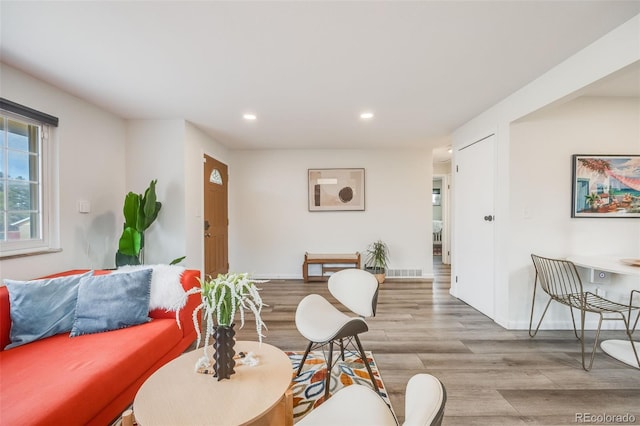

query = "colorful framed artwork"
[571, 154, 640, 218]
[308, 168, 365, 211]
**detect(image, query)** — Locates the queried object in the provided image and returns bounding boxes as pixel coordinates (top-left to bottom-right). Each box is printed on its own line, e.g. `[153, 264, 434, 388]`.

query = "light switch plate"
[77, 200, 91, 214]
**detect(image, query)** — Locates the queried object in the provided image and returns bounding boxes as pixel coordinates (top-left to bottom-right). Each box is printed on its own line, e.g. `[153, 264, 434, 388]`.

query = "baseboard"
[251, 272, 435, 282]
[252, 274, 300, 281]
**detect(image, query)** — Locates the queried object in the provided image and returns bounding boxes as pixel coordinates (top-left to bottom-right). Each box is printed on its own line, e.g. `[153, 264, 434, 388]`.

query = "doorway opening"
[432, 144, 452, 266]
[432, 177, 444, 259]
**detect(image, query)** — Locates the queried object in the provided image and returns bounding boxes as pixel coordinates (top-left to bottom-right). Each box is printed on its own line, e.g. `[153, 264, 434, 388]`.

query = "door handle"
[484, 215, 494, 222]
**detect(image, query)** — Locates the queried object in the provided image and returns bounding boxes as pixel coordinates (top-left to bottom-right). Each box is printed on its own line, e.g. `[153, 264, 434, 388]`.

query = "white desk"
[567, 255, 640, 277]
[567, 255, 640, 369]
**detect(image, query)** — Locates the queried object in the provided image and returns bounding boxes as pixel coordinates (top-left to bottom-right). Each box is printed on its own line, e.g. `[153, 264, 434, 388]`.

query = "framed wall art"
[308, 168, 365, 211]
[571, 154, 640, 218]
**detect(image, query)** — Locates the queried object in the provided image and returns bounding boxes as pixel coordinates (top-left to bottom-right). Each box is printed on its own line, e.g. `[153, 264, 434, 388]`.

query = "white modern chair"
[297, 373, 447, 426]
[295, 268, 379, 400]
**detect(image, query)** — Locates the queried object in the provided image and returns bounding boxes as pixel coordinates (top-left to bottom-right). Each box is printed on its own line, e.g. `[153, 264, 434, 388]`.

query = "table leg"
[121, 409, 135, 426]
[250, 388, 294, 426]
[284, 388, 293, 426]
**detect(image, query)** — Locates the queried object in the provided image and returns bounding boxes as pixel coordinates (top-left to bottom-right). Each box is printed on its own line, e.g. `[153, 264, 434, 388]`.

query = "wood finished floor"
[234, 258, 640, 425]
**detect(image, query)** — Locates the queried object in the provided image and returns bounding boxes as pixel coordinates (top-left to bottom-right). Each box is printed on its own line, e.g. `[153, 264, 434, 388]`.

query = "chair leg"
[621, 315, 640, 369]
[528, 277, 540, 337]
[568, 306, 580, 340]
[580, 309, 588, 370]
[628, 290, 640, 335]
[529, 296, 553, 338]
[324, 340, 334, 401]
[354, 334, 379, 394]
[626, 331, 640, 369]
[630, 312, 640, 336]
[296, 341, 313, 376]
[580, 311, 603, 371]
[339, 338, 345, 361]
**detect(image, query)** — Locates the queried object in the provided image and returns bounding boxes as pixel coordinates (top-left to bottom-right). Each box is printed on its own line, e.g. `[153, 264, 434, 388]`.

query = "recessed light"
[360, 112, 374, 120]
[243, 113, 257, 120]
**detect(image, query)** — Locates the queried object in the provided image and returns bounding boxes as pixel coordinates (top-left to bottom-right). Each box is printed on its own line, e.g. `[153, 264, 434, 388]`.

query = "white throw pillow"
[116, 264, 187, 311]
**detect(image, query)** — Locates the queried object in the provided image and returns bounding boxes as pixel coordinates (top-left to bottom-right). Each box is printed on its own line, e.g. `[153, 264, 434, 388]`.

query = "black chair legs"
[296, 337, 379, 401]
[354, 335, 379, 394]
[296, 341, 313, 376]
[324, 341, 334, 401]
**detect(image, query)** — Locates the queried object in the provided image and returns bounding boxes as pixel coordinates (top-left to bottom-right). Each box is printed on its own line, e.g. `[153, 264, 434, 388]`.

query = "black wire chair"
[529, 254, 640, 371]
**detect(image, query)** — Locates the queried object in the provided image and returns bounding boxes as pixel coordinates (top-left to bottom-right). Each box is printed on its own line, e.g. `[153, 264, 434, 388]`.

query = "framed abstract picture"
[571, 154, 640, 218]
[308, 168, 365, 211]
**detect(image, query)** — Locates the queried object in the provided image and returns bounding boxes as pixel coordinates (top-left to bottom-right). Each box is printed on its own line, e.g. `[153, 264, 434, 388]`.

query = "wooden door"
[453, 134, 496, 318]
[203, 154, 229, 278]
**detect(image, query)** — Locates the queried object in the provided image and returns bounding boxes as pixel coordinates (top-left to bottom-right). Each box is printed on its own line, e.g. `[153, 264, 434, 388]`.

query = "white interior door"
[454, 134, 496, 318]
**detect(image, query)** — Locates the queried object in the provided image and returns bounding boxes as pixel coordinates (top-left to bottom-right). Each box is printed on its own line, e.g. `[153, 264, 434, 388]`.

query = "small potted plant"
[179, 272, 267, 380]
[365, 240, 390, 284]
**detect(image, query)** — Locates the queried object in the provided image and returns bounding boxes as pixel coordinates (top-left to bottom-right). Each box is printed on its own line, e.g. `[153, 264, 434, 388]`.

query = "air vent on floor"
[386, 269, 423, 278]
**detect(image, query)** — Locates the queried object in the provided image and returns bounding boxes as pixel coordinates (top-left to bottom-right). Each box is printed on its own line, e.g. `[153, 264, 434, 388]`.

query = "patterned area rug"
[287, 350, 392, 422]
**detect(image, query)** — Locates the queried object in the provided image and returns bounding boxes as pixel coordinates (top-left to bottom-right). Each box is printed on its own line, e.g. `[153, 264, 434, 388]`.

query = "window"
[432, 188, 441, 206]
[0, 98, 58, 258]
[209, 168, 223, 185]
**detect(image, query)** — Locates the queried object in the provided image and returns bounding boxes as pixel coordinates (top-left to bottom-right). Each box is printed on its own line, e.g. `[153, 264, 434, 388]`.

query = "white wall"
[509, 96, 640, 328]
[184, 121, 230, 271]
[433, 161, 451, 176]
[452, 15, 640, 328]
[123, 120, 230, 272]
[0, 64, 126, 280]
[228, 148, 432, 279]
[125, 120, 186, 266]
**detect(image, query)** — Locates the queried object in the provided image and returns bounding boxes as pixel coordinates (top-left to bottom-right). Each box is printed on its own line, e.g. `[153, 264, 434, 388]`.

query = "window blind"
[0, 98, 58, 127]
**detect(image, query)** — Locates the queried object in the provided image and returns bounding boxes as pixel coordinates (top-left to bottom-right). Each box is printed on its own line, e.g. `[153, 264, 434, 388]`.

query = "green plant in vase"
[115, 179, 185, 267]
[585, 192, 600, 212]
[365, 240, 390, 284]
[180, 272, 267, 380]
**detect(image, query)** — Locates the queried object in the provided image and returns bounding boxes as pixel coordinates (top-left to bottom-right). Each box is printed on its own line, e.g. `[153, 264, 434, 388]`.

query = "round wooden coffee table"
[133, 341, 293, 425]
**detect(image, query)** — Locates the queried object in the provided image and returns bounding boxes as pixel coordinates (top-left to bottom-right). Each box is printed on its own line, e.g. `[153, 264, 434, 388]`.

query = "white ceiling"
[1, 1, 639, 151]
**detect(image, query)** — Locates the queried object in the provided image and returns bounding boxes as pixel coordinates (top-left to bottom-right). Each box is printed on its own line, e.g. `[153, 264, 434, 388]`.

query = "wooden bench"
[302, 252, 361, 282]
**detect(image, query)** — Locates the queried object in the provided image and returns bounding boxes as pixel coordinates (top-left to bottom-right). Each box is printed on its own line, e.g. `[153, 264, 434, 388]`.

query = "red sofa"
[0, 269, 201, 426]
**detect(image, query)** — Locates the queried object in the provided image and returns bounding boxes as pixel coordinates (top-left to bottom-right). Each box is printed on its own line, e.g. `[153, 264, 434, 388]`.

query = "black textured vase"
[213, 324, 236, 380]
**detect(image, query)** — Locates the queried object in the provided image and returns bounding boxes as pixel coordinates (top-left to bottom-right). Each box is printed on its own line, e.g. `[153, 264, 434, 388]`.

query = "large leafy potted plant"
[365, 240, 390, 284]
[115, 179, 184, 266]
[180, 272, 267, 380]
[115, 180, 161, 266]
